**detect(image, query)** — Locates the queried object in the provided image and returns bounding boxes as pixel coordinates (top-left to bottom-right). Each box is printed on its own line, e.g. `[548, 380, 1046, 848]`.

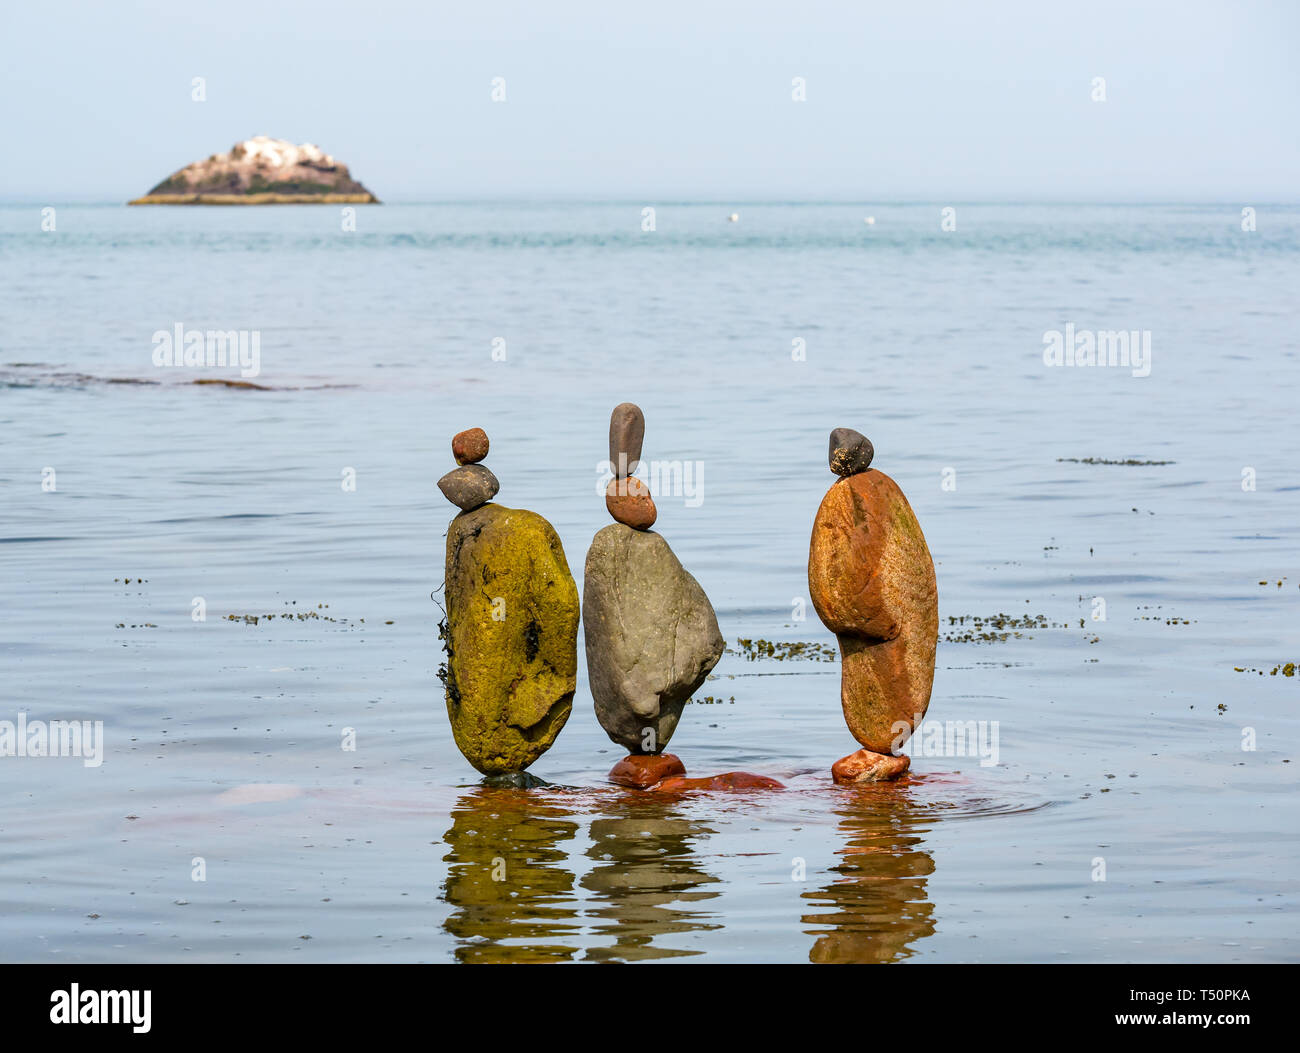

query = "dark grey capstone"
[608, 402, 645, 478]
[828, 427, 874, 477]
[438, 464, 500, 511]
[583, 523, 724, 753]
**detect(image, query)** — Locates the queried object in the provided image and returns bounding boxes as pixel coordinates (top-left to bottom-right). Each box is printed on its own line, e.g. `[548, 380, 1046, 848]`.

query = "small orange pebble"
[831, 748, 910, 784]
[608, 753, 686, 789]
[605, 475, 657, 530]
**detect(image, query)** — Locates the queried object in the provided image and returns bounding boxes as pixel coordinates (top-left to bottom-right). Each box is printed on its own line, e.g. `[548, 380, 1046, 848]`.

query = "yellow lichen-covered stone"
[441, 503, 580, 774]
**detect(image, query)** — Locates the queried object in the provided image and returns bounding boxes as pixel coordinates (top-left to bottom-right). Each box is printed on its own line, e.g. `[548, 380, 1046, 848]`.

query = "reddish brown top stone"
[452, 427, 490, 465]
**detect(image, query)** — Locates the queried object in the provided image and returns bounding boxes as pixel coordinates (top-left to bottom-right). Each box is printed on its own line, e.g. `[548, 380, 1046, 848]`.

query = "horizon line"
[3, 196, 1299, 208]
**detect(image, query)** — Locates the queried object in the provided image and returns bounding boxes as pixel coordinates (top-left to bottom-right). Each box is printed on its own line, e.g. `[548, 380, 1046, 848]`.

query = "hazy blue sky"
[3, 0, 1297, 200]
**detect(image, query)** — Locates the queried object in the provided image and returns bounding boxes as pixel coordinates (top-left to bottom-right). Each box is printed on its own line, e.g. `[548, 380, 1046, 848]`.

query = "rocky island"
[129, 136, 379, 205]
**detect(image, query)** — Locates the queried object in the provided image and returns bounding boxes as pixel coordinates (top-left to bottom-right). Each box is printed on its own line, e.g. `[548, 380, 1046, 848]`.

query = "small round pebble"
[452, 427, 490, 465]
[605, 475, 657, 530]
[828, 427, 874, 477]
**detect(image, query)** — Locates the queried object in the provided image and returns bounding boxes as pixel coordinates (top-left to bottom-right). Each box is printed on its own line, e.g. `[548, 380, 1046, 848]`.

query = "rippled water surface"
[1, 202, 1297, 961]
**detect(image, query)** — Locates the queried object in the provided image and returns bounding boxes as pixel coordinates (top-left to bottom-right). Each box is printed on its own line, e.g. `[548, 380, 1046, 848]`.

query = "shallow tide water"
[1, 202, 1297, 962]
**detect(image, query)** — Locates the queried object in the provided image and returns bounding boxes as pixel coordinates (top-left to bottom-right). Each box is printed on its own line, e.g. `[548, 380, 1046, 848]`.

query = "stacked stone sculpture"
[434, 416, 936, 792]
[438, 428, 580, 777]
[808, 428, 938, 783]
[583, 403, 726, 788]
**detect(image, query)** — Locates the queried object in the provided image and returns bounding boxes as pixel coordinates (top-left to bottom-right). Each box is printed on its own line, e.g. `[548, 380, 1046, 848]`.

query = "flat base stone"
[480, 771, 551, 789]
[831, 748, 910, 784]
[654, 772, 784, 791]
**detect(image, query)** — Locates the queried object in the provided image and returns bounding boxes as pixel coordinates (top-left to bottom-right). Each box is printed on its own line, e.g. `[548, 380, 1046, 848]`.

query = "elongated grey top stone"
[609, 402, 645, 478]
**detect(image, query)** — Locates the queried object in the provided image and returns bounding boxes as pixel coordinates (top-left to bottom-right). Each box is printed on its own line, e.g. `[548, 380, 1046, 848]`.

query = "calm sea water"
[1, 202, 1297, 962]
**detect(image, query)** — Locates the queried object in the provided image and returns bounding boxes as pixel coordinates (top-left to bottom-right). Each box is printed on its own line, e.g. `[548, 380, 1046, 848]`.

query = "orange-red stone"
[452, 427, 490, 465]
[831, 748, 910, 784]
[808, 468, 938, 754]
[608, 752, 686, 789]
[605, 476, 657, 530]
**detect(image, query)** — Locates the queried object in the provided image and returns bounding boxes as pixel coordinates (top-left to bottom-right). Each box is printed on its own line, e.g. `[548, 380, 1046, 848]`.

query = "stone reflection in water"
[582, 796, 722, 961]
[441, 787, 582, 962]
[801, 784, 936, 962]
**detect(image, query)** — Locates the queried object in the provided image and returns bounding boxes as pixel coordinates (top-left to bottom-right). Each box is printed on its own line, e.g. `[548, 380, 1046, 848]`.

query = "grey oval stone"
[583, 523, 724, 753]
[609, 402, 645, 478]
[829, 427, 874, 477]
[438, 464, 500, 511]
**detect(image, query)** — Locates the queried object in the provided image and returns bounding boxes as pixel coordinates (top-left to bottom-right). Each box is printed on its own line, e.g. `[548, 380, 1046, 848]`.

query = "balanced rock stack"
[583, 403, 725, 788]
[808, 428, 939, 784]
[438, 428, 580, 777]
